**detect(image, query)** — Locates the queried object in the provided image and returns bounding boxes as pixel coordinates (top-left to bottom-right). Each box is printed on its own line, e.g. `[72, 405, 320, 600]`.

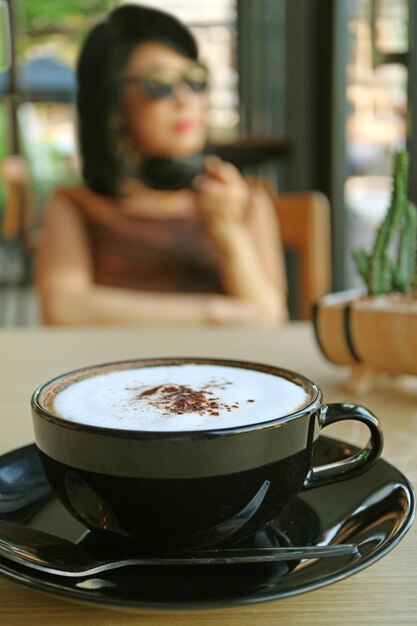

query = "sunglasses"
[122, 63, 209, 101]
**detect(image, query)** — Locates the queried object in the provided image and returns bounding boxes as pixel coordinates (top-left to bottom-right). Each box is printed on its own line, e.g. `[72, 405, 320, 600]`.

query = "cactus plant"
[353, 150, 417, 295]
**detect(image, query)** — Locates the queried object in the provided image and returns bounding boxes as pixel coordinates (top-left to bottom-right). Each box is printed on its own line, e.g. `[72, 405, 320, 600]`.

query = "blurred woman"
[36, 4, 287, 325]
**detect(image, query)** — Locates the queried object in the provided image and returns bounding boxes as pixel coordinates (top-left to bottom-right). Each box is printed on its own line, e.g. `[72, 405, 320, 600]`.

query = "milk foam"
[52, 364, 310, 431]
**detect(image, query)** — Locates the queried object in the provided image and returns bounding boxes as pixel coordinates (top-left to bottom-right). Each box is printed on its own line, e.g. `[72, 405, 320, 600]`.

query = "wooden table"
[0, 322, 416, 625]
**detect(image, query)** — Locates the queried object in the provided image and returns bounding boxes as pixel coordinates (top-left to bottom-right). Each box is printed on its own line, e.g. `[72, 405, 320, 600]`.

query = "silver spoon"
[0, 520, 359, 578]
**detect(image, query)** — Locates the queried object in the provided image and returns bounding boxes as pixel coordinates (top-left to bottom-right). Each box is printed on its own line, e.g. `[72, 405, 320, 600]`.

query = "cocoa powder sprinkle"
[138, 385, 164, 397]
[130, 382, 240, 417]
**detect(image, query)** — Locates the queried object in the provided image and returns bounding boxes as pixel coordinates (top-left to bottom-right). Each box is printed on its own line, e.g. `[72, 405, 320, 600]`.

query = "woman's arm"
[193, 158, 288, 325]
[35, 195, 263, 326]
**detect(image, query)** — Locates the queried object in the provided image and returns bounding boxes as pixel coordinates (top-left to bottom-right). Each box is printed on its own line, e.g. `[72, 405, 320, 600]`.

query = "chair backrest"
[1, 155, 33, 242]
[260, 180, 332, 319]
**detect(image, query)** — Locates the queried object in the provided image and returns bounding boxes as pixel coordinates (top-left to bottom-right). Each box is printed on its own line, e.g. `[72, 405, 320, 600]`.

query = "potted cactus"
[314, 150, 417, 392]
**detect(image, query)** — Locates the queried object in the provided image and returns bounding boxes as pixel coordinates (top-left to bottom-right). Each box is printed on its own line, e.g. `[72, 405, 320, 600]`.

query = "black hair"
[76, 4, 198, 195]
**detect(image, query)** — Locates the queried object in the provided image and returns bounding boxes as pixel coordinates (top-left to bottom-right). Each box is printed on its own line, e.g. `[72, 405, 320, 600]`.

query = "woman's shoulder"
[40, 186, 90, 240]
[46, 184, 122, 225]
[51, 184, 113, 207]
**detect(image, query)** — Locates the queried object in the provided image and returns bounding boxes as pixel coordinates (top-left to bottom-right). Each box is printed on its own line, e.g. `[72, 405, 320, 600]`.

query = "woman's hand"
[192, 157, 288, 325]
[193, 156, 249, 227]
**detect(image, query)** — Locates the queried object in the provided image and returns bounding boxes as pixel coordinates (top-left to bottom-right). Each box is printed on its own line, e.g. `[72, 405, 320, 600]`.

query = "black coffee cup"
[31, 357, 383, 551]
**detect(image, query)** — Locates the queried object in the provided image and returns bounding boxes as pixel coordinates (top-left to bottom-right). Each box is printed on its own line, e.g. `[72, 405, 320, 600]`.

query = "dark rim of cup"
[31, 357, 321, 438]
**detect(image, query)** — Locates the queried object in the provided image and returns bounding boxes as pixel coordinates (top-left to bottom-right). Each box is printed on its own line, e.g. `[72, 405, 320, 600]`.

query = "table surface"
[0, 322, 416, 626]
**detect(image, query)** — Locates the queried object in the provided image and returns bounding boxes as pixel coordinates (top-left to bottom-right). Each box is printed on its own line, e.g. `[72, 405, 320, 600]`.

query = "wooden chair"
[1, 156, 33, 239]
[277, 191, 332, 320]
[0, 155, 39, 285]
[260, 181, 332, 320]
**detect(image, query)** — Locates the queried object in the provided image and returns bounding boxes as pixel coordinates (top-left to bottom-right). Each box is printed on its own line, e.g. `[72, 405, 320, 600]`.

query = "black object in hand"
[139, 154, 205, 190]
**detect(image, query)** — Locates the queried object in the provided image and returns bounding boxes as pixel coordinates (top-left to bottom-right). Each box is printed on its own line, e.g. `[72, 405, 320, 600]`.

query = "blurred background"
[0, 0, 416, 325]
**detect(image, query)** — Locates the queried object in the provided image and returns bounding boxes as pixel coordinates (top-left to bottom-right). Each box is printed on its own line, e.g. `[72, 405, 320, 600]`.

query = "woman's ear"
[110, 113, 140, 176]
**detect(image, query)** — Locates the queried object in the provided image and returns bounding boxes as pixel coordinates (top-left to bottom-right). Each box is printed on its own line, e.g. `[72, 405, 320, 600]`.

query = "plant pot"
[313, 289, 417, 392]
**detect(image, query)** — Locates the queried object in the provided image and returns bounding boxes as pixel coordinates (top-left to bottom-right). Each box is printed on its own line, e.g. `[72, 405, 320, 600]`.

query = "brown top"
[56, 186, 224, 294]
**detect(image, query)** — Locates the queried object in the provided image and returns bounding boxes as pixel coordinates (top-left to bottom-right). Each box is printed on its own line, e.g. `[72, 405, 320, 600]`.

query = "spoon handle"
[96, 544, 360, 570]
[0, 520, 359, 577]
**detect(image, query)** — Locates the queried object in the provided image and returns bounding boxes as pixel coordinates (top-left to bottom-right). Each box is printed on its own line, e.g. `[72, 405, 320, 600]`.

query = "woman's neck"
[116, 177, 197, 218]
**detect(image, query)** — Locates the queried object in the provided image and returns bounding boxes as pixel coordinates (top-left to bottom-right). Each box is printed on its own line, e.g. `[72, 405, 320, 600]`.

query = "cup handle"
[304, 403, 384, 489]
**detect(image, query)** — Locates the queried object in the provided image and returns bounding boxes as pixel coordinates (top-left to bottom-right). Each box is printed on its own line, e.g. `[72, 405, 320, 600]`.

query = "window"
[344, 0, 409, 286]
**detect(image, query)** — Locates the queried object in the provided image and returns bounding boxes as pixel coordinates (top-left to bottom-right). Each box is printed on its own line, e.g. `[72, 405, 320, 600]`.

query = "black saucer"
[0, 438, 415, 611]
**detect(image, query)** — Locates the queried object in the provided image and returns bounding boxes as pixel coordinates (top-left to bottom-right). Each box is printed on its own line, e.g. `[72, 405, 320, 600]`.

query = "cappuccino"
[51, 363, 310, 431]
[32, 358, 383, 549]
